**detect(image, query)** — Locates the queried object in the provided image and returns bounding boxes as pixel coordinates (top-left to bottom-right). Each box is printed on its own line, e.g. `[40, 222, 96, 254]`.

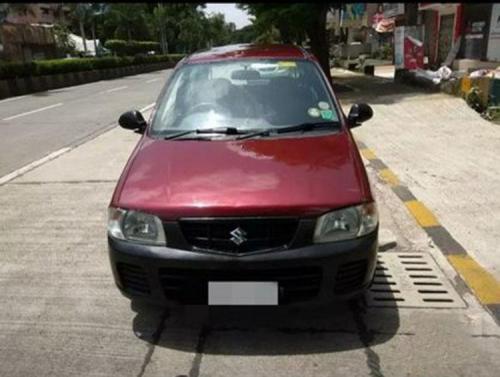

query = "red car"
[108, 44, 377, 306]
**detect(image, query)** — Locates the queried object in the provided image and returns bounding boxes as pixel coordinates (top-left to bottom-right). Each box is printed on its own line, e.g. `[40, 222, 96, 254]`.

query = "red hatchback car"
[108, 44, 378, 306]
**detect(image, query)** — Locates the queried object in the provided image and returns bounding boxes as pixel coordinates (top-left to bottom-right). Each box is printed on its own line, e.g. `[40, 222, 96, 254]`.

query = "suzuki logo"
[230, 227, 247, 245]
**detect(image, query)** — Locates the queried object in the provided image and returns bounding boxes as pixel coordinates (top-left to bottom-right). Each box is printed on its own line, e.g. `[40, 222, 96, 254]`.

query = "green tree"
[230, 24, 257, 44]
[88, 3, 109, 56]
[74, 3, 92, 55]
[104, 3, 150, 42]
[53, 23, 76, 56]
[239, 3, 337, 81]
[204, 13, 236, 47]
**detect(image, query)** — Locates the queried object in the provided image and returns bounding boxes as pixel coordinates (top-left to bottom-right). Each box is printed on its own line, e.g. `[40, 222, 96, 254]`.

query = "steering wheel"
[189, 102, 228, 115]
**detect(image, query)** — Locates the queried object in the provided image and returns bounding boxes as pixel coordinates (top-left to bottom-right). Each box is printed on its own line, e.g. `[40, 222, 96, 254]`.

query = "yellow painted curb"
[379, 168, 400, 187]
[360, 148, 377, 160]
[405, 200, 440, 227]
[448, 255, 500, 304]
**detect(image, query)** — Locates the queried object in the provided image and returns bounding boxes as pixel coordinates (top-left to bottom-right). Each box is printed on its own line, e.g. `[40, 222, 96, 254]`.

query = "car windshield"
[150, 59, 340, 136]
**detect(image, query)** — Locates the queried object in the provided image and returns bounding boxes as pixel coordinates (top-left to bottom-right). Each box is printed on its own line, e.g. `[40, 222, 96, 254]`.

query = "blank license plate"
[208, 281, 278, 306]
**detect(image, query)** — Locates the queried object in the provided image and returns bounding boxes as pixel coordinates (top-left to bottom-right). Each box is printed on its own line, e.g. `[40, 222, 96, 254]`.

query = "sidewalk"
[333, 68, 500, 281]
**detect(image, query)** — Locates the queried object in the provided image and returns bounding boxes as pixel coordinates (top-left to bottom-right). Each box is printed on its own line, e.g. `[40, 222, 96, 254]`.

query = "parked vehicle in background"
[108, 44, 377, 307]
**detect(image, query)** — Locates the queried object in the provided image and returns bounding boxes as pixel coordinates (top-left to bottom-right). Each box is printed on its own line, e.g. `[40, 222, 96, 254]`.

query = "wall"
[487, 3, 500, 61]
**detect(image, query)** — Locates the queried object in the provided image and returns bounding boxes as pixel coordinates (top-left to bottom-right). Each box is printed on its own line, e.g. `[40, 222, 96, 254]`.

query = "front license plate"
[208, 281, 278, 306]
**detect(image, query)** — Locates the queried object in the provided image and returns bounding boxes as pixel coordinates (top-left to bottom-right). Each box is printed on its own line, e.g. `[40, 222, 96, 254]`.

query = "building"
[0, 3, 70, 62]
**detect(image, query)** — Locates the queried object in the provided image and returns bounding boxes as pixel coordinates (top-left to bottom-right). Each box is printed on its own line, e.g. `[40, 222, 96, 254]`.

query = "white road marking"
[105, 85, 128, 93]
[146, 78, 160, 83]
[140, 103, 155, 113]
[0, 95, 28, 104]
[3, 103, 63, 121]
[0, 147, 71, 185]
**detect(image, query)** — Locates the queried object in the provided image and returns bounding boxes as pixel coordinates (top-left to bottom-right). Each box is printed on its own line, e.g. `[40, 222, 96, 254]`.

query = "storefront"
[418, 3, 464, 65]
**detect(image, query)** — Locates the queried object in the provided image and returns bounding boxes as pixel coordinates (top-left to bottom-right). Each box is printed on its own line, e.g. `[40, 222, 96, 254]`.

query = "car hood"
[113, 132, 371, 219]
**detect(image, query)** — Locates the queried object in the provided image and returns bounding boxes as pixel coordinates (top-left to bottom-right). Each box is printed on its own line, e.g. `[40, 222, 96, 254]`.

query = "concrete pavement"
[1, 98, 499, 376]
[0, 69, 171, 177]
[333, 68, 500, 285]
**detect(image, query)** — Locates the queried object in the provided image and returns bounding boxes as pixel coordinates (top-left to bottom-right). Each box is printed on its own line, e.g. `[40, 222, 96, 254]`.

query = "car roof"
[182, 44, 316, 65]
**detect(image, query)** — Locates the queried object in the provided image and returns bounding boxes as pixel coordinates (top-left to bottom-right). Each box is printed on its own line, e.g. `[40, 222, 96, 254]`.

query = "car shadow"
[131, 291, 400, 356]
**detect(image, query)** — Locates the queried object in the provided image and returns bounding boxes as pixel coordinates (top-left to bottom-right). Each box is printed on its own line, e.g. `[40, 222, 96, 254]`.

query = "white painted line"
[0, 147, 71, 185]
[146, 78, 160, 83]
[105, 85, 128, 93]
[3, 103, 63, 121]
[140, 102, 155, 113]
[0, 95, 28, 104]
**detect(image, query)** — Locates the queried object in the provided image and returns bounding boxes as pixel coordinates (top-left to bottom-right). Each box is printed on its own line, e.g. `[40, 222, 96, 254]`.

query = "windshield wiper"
[163, 127, 247, 140]
[236, 121, 339, 140]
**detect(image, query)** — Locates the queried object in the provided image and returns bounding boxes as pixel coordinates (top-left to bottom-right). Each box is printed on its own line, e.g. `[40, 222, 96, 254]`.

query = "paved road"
[0, 69, 170, 177]
[0, 71, 499, 377]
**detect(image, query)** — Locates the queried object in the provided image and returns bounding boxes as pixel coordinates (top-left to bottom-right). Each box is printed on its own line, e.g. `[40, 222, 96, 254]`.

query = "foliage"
[66, 3, 244, 55]
[104, 40, 161, 56]
[53, 23, 76, 56]
[239, 3, 339, 81]
[0, 54, 185, 80]
[254, 26, 281, 44]
[465, 86, 485, 113]
[231, 25, 258, 44]
[372, 43, 393, 60]
[105, 3, 150, 41]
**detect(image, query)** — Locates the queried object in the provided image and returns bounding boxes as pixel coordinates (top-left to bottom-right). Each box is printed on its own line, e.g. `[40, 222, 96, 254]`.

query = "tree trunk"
[79, 20, 87, 55]
[307, 5, 331, 82]
[160, 23, 168, 54]
[91, 20, 98, 57]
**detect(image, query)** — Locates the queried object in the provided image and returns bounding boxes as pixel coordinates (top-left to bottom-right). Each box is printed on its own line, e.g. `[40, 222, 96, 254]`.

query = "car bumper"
[108, 230, 378, 306]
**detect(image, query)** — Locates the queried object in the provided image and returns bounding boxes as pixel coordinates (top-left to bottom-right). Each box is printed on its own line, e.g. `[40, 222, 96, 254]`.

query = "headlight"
[314, 203, 378, 243]
[107, 207, 166, 246]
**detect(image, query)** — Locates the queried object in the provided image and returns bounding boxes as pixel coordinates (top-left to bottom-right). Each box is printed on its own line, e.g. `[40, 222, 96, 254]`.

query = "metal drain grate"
[366, 252, 466, 308]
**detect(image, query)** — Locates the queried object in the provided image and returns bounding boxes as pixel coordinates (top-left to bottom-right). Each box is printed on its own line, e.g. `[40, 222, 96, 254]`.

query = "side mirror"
[347, 103, 373, 128]
[119, 110, 147, 133]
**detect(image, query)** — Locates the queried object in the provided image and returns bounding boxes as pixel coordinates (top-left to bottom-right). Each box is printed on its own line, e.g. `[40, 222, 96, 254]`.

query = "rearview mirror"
[119, 110, 147, 133]
[347, 103, 373, 128]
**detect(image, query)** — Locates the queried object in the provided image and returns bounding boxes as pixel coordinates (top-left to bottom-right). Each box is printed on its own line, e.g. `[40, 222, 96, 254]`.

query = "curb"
[358, 140, 500, 324]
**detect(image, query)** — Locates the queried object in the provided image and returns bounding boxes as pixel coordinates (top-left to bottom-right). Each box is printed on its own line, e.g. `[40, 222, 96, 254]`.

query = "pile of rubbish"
[410, 65, 500, 86]
[412, 66, 454, 85]
[467, 68, 500, 78]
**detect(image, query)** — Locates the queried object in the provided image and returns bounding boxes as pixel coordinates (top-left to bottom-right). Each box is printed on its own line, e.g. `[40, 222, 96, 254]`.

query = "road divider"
[356, 139, 500, 324]
[3, 102, 63, 121]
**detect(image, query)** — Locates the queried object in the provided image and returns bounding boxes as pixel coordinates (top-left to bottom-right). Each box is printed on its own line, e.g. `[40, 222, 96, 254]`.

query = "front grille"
[334, 260, 368, 294]
[117, 263, 150, 295]
[159, 266, 322, 304]
[179, 217, 298, 254]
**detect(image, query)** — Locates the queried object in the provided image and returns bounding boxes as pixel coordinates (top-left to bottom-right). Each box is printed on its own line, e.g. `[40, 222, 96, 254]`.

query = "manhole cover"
[366, 252, 466, 308]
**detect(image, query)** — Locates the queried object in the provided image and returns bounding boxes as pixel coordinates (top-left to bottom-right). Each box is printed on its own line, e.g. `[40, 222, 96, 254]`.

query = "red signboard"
[404, 36, 424, 69]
